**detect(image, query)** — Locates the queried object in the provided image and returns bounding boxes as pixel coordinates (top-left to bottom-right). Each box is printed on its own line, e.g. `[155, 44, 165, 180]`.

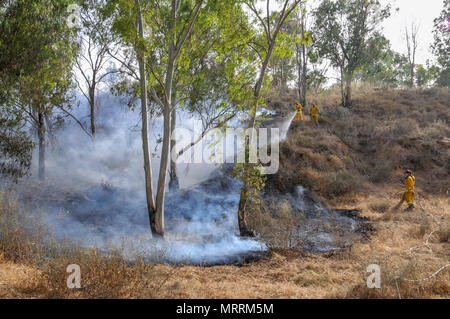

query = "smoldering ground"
[3, 92, 368, 264]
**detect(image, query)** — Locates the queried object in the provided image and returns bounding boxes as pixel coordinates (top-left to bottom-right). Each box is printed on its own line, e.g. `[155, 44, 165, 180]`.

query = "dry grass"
[246, 199, 306, 250]
[0, 192, 174, 298]
[271, 86, 449, 203]
[0, 188, 448, 299]
[0, 86, 448, 299]
[333, 189, 450, 299]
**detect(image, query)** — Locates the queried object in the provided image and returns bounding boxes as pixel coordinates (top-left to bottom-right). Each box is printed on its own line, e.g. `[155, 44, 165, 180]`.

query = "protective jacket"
[405, 175, 415, 192]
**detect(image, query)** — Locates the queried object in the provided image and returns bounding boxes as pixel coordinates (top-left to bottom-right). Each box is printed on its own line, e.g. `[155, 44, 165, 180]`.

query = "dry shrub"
[296, 168, 321, 190]
[322, 170, 363, 198]
[327, 154, 345, 170]
[368, 160, 394, 183]
[0, 192, 55, 264]
[42, 247, 173, 299]
[369, 200, 390, 214]
[0, 191, 173, 298]
[411, 221, 432, 240]
[438, 224, 450, 243]
[309, 152, 328, 171]
[43, 249, 131, 298]
[294, 272, 332, 287]
[247, 199, 304, 250]
[342, 258, 450, 299]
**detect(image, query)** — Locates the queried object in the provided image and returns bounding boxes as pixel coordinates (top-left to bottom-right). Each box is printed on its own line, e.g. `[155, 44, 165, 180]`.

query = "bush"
[0, 192, 53, 264]
[247, 198, 304, 250]
[369, 200, 390, 213]
[323, 170, 363, 198]
[369, 159, 393, 184]
[438, 224, 450, 243]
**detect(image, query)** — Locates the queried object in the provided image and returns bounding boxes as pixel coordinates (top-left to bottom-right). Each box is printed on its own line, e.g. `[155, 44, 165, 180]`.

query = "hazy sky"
[261, 0, 445, 65]
[381, 0, 444, 65]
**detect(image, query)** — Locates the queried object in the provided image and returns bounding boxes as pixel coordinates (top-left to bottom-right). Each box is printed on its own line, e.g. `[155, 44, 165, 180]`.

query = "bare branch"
[57, 107, 93, 139]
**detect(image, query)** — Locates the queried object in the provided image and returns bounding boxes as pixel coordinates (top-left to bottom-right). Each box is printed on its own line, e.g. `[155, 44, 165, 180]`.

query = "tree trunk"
[154, 49, 176, 237]
[296, 47, 301, 102]
[136, 0, 157, 235]
[237, 37, 276, 237]
[340, 67, 346, 107]
[296, 12, 307, 106]
[344, 72, 352, 107]
[37, 107, 45, 181]
[237, 179, 252, 236]
[301, 39, 307, 106]
[169, 104, 179, 191]
[296, 45, 306, 106]
[89, 84, 96, 137]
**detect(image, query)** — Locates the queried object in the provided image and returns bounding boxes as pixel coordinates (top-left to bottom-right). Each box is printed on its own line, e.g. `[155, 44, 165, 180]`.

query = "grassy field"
[0, 86, 449, 298]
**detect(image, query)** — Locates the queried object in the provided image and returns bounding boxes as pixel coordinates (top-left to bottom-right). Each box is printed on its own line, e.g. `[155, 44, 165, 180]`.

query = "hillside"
[0, 87, 449, 298]
[269, 86, 449, 203]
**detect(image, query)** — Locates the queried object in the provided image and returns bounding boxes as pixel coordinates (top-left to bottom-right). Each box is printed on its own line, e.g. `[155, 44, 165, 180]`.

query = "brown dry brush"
[1, 85, 449, 298]
[269, 86, 449, 202]
[0, 192, 175, 298]
[246, 198, 305, 250]
[342, 258, 450, 299]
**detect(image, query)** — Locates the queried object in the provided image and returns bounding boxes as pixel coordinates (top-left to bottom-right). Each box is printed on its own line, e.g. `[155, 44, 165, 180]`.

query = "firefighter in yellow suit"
[402, 170, 415, 209]
[310, 104, 319, 126]
[294, 103, 303, 121]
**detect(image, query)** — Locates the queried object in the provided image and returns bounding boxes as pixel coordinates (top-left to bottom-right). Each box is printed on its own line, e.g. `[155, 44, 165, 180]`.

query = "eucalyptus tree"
[236, 0, 303, 236]
[109, 0, 253, 237]
[0, 1, 34, 179]
[293, 4, 313, 106]
[268, 16, 297, 93]
[0, 0, 79, 180]
[74, 0, 118, 138]
[404, 22, 419, 87]
[313, 0, 391, 107]
[167, 1, 255, 190]
[355, 34, 398, 86]
[431, 0, 450, 87]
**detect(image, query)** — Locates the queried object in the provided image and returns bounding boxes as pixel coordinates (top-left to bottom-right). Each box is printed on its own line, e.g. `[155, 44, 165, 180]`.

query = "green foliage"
[431, 0, 450, 87]
[356, 34, 410, 86]
[307, 69, 327, 91]
[107, 0, 256, 112]
[233, 162, 266, 198]
[270, 13, 298, 91]
[415, 64, 434, 87]
[0, 0, 79, 86]
[0, 112, 34, 180]
[313, 0, 391, 79]
[0, 0, 79, 179]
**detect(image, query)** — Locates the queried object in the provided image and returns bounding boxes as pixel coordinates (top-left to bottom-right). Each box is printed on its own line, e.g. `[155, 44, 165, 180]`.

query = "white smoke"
[27, 92, 290, 264]
[16, 90, 363, 264]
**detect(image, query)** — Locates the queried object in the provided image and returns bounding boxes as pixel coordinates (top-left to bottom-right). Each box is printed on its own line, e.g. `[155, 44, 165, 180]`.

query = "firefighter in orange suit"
[402, 169, 415, 209]
[294, 103, 303, 121]
[310, 104, 319, 126]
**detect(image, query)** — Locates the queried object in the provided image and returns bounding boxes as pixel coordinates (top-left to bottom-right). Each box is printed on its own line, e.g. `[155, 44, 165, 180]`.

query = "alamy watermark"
[366, 264, 381, 289]
[171, 121, 280, 175]
[66, 4, 81, 29]
[66, 264, 81, 289]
